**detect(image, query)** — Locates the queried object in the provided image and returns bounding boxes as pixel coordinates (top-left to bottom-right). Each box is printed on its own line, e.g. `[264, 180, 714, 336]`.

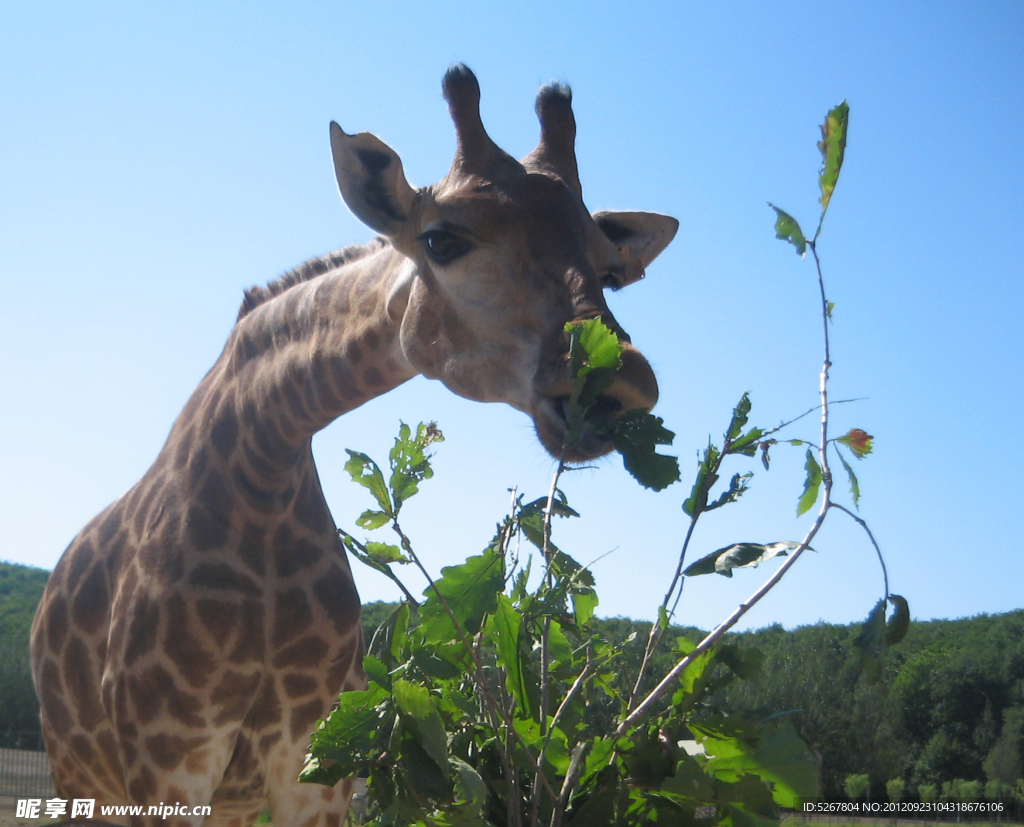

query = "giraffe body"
[31, 66, 678, 827]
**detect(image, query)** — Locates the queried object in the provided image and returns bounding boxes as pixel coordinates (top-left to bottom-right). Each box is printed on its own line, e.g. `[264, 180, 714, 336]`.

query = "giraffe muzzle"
[535, 342, 659, 462]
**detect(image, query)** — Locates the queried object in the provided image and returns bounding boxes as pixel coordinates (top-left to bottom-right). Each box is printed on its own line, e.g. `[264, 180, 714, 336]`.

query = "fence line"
[0, 731, 55, 798]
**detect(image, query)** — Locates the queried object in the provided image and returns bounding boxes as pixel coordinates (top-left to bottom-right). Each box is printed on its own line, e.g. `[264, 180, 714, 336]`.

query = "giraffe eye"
[420, 230, 470, 265]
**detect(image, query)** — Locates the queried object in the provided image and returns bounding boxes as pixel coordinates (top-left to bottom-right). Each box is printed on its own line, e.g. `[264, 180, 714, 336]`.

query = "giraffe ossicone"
[31, 64, 678, 827]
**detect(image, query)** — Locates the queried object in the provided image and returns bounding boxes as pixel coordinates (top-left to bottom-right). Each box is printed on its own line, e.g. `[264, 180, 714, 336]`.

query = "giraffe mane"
[237, 237, 389, 321]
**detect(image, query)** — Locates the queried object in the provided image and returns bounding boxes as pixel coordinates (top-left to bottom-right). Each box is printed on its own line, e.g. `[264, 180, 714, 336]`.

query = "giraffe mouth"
[535, 394, 620, 462]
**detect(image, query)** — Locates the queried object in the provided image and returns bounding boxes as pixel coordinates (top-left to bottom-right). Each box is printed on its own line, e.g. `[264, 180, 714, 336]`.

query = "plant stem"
[831, 501, 889, 598]
[531, 454, 567, 827]
[617, 237, 838, 740]
[390, 518, 558, 813]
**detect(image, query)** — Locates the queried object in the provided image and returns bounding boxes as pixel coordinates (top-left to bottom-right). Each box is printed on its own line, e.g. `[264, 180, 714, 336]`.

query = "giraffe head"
[330, 65, 677, 462]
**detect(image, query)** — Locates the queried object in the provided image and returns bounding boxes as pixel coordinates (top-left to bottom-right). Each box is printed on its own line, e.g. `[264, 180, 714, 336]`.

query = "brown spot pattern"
[46, 593, 68, 653]
[272, 588, 313, 646]
[62, 637, 105, 731]
[165, 594, 216, 687]
[289, 698, 325, 742]
[71, 564, 109, 634]
[247, 680, 282, 730]
[127, 663, 173, 724]
[236, 522, 267, 576]
[227, 601, 265, 663]
[123, 592, 160, 667]
[197, 598, 241, 648]
[272, 635, 328, 669]
[188, 562, 260, 596]
[275, 539, 323, 578]
[144, 733, 210, 771]
[211, 670, 261, 725]
[127, 765, 158, 803]
[313, 568, 360, 635]
[283, 673, 317, 698]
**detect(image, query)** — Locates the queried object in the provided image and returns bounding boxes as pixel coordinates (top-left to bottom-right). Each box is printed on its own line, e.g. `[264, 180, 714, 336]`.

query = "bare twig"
[830, 501, 889, 598]
[616, 237, 840, 741]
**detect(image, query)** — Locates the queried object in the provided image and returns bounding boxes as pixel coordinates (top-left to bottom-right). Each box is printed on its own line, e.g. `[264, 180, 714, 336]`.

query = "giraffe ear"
[592, 211, 679, 287]
[330, 122, 417, 236]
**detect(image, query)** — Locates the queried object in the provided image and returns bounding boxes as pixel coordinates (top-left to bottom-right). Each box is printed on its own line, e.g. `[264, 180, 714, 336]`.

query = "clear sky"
[2, 1, 1022, 632]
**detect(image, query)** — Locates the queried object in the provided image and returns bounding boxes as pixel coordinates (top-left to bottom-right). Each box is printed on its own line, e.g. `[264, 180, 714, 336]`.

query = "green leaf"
[703, 718, 820, 808]
[835, 447, 861, 509]
[572, 589, 599, 627]
[853, 599, 886, 682]
[577, 316, 623, 371]
[815, 101, 849, 240]
[726, 393, 752, 441]
[355, 509, 391, 530]
[419, 550, 504, 643]
[362, 655, 390, 690]
[608, 409, 680, 491]
[392, 679, 449, 778]
[769, 204, 807, 257]
[671, 636, 716, 710]
[684, 542, 798, 578]
[364, 541, 407, 565]
[729, 427, 766, 458]
[487, 594, 531, 716]
[885, 594, 911, 646]
[306, 682, 390, 776]
[299, 755, 348, 787]
[389, 421, 444, 512]
[344, 450, 393, 517]
[566, 318, 623, 416]
[683, 443, 720, 518]
[706, 473, 753, 512]
[388, 602, 411, 664]
[796, 449, 822, 516]
[547, 619, 573, 668]
[826, 301, 835, 320]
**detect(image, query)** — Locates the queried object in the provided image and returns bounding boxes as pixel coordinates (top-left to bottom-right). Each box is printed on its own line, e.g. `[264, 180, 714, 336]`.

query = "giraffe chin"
[533, 396, 618, 463]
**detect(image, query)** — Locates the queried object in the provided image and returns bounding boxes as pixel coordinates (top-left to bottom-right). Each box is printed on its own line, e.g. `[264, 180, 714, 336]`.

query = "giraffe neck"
[171, 244, 417, 487]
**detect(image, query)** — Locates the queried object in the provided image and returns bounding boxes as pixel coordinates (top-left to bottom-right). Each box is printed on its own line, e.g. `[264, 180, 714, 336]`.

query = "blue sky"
[2, 1, 1022, 631]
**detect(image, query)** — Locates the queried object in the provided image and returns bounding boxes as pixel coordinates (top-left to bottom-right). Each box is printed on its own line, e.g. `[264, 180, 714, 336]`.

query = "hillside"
[5, 564, 1022, 804]
[0, 561, 48, 733]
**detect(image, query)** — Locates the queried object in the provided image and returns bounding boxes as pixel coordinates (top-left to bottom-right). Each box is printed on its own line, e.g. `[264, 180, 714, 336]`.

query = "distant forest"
[5, 561, 1022, 804]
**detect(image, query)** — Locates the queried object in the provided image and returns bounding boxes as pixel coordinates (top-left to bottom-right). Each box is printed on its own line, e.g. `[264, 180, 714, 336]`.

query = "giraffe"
[30, 64, 678, 827]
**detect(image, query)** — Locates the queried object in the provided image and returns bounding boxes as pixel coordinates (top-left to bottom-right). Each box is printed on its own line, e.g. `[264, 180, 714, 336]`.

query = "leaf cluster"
[303, 409, 821, 825]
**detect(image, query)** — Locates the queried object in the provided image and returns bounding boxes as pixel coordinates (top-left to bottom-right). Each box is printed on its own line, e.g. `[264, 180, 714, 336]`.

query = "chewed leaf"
[389, 421, 444, 511]
[356, 509, 391, 530]
[344, 450, 393, 517]
[837, 428, 874, 458]
[797, 449, 823, 516]
[683, 442, 720, 518]
[608, 410, 679, 491]
[854, 599, 886, 682]
[816, 101, 849, 238]
[705, 473, 752, 511]
[684, 541, 798, 578]
[770, 204, 807, 257]
[726, 392, 752, 441]
[885, 595, 910, 646]
[364, 541, 408, 565]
